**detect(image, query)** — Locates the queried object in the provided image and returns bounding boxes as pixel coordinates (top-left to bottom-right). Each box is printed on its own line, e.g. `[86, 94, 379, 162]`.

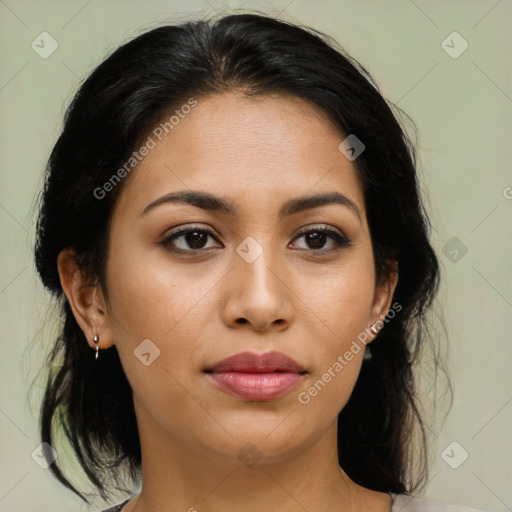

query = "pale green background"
[1, 1, 511, 511]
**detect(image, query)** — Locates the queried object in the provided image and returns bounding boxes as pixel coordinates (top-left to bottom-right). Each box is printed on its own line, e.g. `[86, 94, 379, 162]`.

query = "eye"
[159, 224, 352, 255]
[289, 225, 352, 253]
[159, 225, 221, 253]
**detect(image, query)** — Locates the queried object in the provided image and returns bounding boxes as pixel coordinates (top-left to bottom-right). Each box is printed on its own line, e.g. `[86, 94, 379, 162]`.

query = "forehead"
[112, 91, 366, 222]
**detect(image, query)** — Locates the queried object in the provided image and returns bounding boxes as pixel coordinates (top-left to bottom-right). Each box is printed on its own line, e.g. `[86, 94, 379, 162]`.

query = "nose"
[221, 242, 294, 333]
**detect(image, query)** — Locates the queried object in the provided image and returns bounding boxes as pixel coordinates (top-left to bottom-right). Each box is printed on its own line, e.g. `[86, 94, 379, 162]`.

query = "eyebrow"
[140, 190, 362, 222]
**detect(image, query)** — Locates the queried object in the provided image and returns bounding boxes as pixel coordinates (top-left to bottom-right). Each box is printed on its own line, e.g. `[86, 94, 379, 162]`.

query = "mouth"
[204, 351, 307, 401]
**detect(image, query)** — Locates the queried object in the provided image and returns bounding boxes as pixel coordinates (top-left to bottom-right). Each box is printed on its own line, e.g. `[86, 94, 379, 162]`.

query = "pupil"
[307, 231, 325, 249]
[186, 231, 207, 249]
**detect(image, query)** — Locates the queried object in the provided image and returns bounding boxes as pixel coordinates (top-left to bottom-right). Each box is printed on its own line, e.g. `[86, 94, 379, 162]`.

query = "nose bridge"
[228, 233, 292, 330]
[236, 233, 282, 296]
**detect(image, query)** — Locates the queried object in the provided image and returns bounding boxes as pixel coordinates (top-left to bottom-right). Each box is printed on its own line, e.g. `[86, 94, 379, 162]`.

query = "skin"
[58, 91, 398, 512]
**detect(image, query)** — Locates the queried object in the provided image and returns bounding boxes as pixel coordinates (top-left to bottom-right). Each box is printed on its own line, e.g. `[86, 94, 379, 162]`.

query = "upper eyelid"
[293, 224, 347, 237]
[164, 223, 347, 238]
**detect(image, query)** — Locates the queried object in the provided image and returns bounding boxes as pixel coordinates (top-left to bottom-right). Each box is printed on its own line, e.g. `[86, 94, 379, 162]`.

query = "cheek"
[296, 250, 376, 336]
[105, 237, 207, 341]
[294, 253, 375, 411]
[296, 271, 371, 417]
[299, 355, 364, 416]
[104, 242, 222, 402]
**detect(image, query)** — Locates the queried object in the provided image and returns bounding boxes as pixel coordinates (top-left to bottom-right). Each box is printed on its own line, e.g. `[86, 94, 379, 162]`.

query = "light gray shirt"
[391, 493, 490, 511]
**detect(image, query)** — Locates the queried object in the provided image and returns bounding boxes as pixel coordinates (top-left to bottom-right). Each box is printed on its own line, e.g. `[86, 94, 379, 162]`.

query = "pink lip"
[205, 351, 306, 401]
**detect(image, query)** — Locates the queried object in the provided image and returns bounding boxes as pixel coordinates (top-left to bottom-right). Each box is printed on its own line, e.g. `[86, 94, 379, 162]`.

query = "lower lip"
[206, 371, 304, 401]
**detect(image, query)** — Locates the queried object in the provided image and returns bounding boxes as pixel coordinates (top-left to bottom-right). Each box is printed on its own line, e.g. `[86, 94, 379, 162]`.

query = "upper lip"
[206, 351, 306, 374]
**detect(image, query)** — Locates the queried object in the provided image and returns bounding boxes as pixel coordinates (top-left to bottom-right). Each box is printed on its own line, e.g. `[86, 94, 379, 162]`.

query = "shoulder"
[391, 493, 490, 512]
[100, 498, 131, 512]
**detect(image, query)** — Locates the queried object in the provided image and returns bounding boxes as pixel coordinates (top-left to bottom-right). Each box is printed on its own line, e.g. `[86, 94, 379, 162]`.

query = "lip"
[204, 351, 306, 401]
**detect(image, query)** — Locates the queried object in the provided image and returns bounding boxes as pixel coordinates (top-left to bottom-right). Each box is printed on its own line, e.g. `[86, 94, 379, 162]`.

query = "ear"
[57, 247, 115, 352]
[367, 260, 399, 343]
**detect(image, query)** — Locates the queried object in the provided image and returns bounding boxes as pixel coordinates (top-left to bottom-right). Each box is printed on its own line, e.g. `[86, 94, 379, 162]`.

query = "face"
[61, 91, 397, 469]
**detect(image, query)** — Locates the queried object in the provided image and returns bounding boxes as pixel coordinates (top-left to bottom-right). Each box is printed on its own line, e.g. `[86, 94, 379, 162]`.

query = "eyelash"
[159, 224, 352, 255]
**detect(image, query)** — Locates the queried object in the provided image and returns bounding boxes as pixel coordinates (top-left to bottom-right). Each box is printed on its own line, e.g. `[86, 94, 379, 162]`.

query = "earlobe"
[57, 247, 114, 351]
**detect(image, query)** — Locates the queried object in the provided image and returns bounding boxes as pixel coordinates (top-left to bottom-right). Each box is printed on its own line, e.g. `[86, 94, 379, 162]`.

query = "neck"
[124, 398, 391, 512]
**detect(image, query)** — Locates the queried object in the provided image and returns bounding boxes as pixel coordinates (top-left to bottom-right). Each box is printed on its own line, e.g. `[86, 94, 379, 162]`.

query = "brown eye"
[290, 226, 352, 252]
[159, 224, 352, 255]
[160, 227, 221, 253]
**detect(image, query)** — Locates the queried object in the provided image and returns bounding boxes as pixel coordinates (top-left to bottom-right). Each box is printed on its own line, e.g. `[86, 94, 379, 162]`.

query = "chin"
[199, 419, 320, 466]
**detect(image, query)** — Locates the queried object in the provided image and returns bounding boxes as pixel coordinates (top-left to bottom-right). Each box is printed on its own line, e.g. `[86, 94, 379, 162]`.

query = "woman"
[33, 12, 486, 512]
